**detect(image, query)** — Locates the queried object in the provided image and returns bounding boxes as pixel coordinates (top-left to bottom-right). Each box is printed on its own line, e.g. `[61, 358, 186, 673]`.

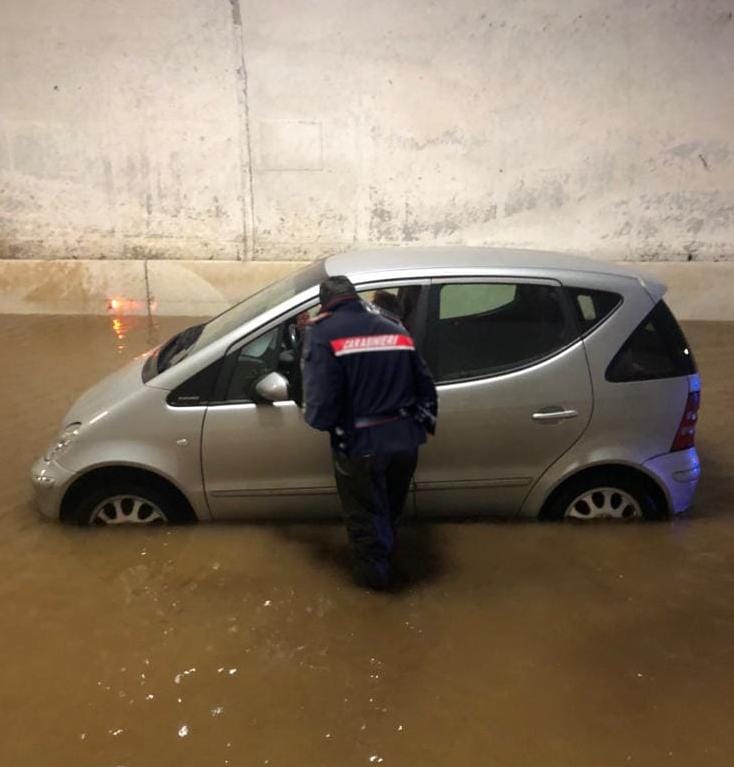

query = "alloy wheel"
[90, 495, 166, 525]
[564, 486, 642, 521]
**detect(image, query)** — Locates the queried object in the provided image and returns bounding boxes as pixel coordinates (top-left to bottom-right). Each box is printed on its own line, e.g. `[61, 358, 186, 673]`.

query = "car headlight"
[44, 422, 82, 462]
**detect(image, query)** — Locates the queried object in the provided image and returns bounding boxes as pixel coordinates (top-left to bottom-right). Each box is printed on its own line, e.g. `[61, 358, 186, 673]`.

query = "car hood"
[63, 353, 152, 426]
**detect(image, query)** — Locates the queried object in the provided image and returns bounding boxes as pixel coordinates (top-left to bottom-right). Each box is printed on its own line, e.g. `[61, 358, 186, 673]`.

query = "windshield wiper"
[157, 324, 204, 373]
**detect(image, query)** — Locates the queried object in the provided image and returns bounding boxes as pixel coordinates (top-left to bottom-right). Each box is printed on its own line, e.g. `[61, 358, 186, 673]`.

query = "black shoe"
[352, 562, 390, 591]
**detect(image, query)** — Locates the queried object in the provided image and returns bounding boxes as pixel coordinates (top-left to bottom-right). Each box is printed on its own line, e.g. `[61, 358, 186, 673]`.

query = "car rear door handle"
[532, 409, 579, 422]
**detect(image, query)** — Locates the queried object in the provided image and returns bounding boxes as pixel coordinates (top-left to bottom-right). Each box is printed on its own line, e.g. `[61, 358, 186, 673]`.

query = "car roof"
[327, 246, 645, 280]
[325, 246, 666, 300]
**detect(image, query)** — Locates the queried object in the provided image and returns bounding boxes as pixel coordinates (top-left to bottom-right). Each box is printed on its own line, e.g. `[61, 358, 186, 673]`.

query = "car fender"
[519, 447, 674, 518]
[57, 435, 211, 522]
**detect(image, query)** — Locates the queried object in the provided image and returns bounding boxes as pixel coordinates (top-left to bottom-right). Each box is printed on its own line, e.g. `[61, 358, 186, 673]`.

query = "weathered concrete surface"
[632, 262, 734, 322]
[0, 0, 248, 261]
[1, 258, 733, 319]
[244, 0, 734, 262]
[146, 260, 302, 316]
[0, 259, 148, 314]
[0, 258, 302, 316]
[1, 1, 733, 262]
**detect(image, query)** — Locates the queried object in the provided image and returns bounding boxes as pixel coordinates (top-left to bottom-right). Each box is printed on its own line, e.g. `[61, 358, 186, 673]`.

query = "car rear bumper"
[643, 448, 700, 514]
[30, 457, 75, 520]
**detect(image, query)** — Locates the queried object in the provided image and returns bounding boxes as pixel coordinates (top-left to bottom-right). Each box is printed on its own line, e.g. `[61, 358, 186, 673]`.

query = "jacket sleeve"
[301, 329, 344, 432]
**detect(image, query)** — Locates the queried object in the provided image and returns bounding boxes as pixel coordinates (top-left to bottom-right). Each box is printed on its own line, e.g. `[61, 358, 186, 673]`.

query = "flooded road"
[1, 314, 733, 766]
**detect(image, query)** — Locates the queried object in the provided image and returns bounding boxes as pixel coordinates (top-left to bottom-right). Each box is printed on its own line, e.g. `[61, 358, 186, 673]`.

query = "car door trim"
[211, 486, 337, 498]
[432, 337, 586, 391]
[430, 275, 561, 286]
[415, 477, 532, 490]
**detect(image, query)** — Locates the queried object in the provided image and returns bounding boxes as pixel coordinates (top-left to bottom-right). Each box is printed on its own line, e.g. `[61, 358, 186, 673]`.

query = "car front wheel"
[72, 482, 178, 526]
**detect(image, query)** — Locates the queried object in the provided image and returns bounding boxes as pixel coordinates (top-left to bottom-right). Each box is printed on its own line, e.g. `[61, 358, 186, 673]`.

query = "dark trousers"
[332, 449, 418, 585]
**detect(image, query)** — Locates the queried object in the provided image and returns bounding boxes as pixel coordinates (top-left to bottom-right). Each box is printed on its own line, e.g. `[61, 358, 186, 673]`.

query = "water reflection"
[111, 315, 127, 352]
[106, 297, 169, 353]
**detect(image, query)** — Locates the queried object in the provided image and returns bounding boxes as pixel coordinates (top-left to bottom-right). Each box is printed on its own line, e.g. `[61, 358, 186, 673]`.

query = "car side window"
[216, 283, 428, 404]
[224, 327, 281, 402]
[358, 285, 423, 334]
[566, 288, 621, 334]
[424, 282, 573, 383]
[440, 283, 516, 320]
[218, 311, 311, 404]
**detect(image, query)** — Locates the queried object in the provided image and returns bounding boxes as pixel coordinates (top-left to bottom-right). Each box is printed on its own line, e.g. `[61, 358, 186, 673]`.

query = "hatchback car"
[31, 247, 701, 525]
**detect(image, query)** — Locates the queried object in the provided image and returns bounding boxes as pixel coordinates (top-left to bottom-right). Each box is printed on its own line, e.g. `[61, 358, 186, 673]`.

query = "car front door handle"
[531, 409, 579, 422]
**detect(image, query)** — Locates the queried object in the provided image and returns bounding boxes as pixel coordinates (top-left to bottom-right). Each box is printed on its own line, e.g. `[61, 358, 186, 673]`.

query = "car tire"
[71, 480, 186, 526]
[543, 469, 666, 522]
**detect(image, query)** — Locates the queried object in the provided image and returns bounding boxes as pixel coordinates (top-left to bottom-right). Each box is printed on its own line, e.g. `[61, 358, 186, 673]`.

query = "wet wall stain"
[371, 127, 489, 153]
[1, 112, 733, 261]
[667, 141, 731, 167]
[504, 176, 567, 217]
[368, 191, 396, 241]
[638, 191, 734, 231]
[228, 0, 242, 27]
[368, 187, 497, 243]
[0, 115, 242, 258]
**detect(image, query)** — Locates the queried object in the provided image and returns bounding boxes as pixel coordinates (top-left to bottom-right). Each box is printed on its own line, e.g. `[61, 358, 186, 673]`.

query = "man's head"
[319, 275, 357, 309]
[371, 290, 402, 320]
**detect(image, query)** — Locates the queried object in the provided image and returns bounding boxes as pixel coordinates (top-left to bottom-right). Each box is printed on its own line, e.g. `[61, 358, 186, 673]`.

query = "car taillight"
[671, 390, 701, 451]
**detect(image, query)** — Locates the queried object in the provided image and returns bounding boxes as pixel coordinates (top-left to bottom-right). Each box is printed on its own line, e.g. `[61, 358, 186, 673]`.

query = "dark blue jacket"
[302, 298, 437, 456]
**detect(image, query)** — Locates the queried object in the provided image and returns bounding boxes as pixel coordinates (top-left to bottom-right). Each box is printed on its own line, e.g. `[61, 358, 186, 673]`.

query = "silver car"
[31, 248, 701, 525]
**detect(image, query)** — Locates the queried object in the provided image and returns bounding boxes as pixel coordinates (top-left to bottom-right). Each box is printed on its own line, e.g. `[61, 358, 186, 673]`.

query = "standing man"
[301, 276, 437, 590]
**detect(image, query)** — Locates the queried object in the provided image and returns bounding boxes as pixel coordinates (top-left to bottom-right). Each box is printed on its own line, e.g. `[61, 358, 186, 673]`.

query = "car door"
[201, 281, 429, 520]
[200, 312, 338, 519]
[414, 278, 592, 516]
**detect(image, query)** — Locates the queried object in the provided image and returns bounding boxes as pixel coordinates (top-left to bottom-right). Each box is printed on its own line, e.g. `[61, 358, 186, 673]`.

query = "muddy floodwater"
[1, 314, 733, 766]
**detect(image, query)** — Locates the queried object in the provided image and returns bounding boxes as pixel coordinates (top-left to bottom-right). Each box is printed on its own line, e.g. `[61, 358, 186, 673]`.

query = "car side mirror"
[254, 371, 290, 403]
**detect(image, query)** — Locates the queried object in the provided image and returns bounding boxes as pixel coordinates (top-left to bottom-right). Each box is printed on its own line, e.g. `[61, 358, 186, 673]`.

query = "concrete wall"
[0, 0, 247, 261]
[0, 1, 733, 317]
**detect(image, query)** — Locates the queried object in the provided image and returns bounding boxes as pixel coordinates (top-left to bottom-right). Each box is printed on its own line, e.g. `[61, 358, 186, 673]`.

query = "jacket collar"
[322, 295, 361, 312]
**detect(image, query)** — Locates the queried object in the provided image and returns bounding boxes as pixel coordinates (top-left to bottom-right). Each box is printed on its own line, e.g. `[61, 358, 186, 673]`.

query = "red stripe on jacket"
[330, 334, 415, 357]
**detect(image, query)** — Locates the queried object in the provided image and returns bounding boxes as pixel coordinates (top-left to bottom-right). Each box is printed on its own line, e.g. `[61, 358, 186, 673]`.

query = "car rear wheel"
[543, 469, 665, 521]
[71, 481, 182, 526]
[565, 486, 641, 520]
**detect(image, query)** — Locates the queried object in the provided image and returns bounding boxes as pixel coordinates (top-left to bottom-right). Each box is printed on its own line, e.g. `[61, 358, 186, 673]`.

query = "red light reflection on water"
[110, 316, 129, 353]
[106, 296, 158, 351]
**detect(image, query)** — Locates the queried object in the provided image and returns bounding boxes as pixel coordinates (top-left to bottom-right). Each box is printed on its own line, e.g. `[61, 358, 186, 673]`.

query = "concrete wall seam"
[229, 0, 256, 261]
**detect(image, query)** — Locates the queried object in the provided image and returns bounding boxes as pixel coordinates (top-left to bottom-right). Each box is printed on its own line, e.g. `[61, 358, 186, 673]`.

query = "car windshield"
[156, 323, 206, 374]
[187, 259, 327, 356]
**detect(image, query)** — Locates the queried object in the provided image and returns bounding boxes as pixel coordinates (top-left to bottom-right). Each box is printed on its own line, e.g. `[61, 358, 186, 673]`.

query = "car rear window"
[606, 301, 697, 382]
[566, 288, 622, 334]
